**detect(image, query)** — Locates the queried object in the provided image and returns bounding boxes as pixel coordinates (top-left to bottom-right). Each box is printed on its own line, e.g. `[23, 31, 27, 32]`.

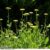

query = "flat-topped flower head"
[20, 8, 25, 11]
[13, 36, 18, 39]
[7, 24, 11, 27]
[5, 7, 11, 10]
[0, 18, 3, 21]
[23, 13, 30, 16]
[13, 20, 18, 22]
[36, 14, 39, 16]
[47, 24, 50, 28]
[44, 13, 48, 16]
[34, 9, 39, 11]
[5, 35, 9, 38]
[30, 25, 38, 29]
[29, 12, 33, 14]
[27, 22, 33, 26]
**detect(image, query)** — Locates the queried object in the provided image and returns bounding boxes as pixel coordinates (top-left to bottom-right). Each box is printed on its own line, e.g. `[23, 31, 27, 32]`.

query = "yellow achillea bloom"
[13, 20, 18, 23]
[27, 22, 33, 26]
[12, 36, 18, 39]
[20, 8, 25, 11]
[5, 7, 11, 10]
[29, 12, 33, 14]
[44, 13, 48, 16]
[23, 13, 30, 16]
[47, 24, 50, 28]
[0, 18, 3, 21]
[5, 35, 9, 38]
[34, 9, 39, 11]
[36, 14, 39, 16]
[30, 25, 38, 29]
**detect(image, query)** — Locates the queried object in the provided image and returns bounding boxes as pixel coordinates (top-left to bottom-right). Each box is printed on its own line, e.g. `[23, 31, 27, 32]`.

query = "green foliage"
[0, 0, 50, 48]
[0, 11, 49, 48]
[0, 22, 49, 48]
[45, 37, 49, 45]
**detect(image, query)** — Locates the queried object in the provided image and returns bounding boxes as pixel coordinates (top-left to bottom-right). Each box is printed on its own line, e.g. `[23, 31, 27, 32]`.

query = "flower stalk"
[0, 18, 3, 33]
[29, 12, 33, 22]
[5, 7, 11, 29]
[23, 13, 29, 22]
[20, 8, 25, 20]
[34, 9, 39, 26]
[43, 13, 48, 35]
[13, 20, 18, 34]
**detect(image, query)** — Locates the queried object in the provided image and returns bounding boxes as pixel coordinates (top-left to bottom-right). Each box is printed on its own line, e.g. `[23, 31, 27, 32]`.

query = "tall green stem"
[22, 11, 23, 20]
[0, 22, 2, 33]
[44, 16, 47, 35]
[7, 10, 9, 24]
[36, 12, 38, 26]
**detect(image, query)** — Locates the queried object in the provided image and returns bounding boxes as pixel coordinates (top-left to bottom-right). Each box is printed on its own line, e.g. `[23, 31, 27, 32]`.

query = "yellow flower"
[29, 12, 33, 14]
[20, 8, 25, 11]
[5, 35, 9, 38]
[23, 13, 30, 16]
[47, 24, 50, 28]
[0, 18, 3, 21]
[12, 36, 18, 39]
[5, 7, 11, 10]
[27, 22, 33, 26]
[36, 14, 39, 16]
[34, 9, 39, 11]
[13, 20, 18, 22]
[30, 25, 38, 29]
[44, 13, 48, 16]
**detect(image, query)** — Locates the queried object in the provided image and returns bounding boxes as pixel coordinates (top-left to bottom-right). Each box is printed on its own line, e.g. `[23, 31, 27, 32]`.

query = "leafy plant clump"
[0, 7, 50, 48]
[0, 23, 49, 48]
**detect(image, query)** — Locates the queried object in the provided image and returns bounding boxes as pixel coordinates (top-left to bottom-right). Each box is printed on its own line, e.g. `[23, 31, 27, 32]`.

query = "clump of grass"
[18, 22, 49, 48]
[0, 29, 18, 48]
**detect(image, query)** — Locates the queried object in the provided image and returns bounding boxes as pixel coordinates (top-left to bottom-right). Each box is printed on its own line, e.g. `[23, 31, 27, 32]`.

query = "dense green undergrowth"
[0, 7, 50, 48]
[0, 23, 49, 48]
